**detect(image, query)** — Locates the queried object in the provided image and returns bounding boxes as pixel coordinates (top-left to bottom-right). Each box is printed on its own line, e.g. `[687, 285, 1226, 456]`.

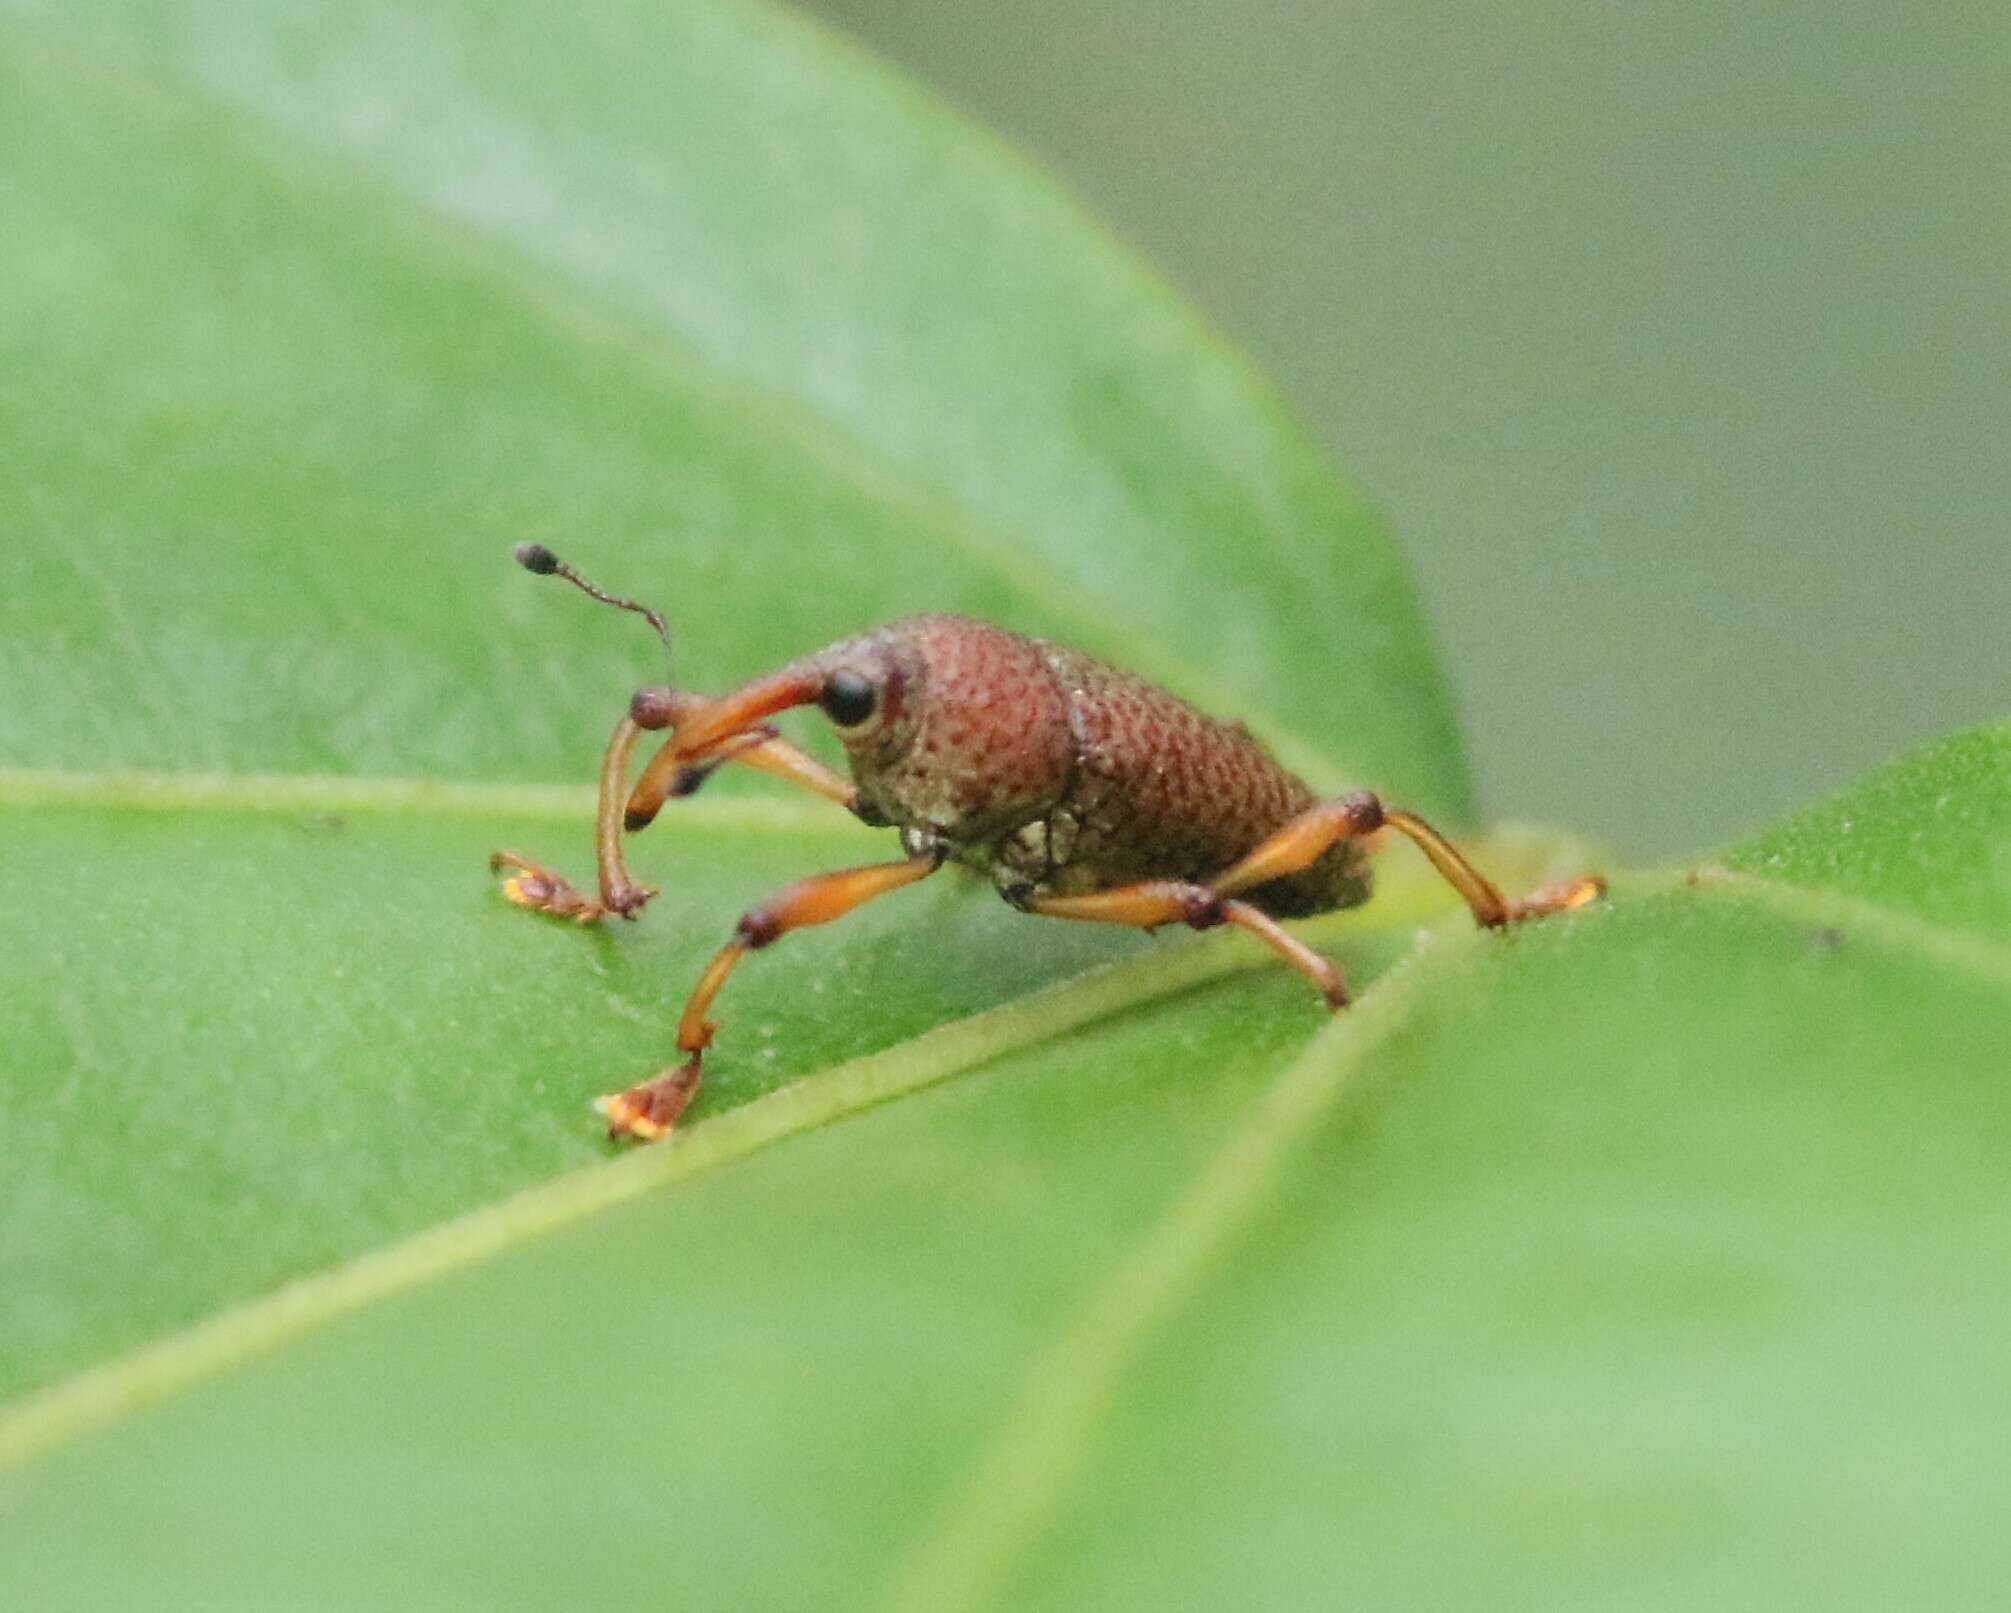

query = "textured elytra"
[810, 616, 1369, 917]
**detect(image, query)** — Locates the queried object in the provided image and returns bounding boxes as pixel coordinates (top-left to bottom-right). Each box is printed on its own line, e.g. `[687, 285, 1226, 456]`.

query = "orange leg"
[1211, 790, 1604, 929]
[491, 697, 861, 924]
[491, 712, 657, 922]
[1028, 793, 1603, 1013]
[1025, 883, 1352, 1006]
[600, 851, 944, 1142]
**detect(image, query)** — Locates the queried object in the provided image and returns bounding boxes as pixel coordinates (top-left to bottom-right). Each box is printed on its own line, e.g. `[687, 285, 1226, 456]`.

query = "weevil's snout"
[664, 664, 824, 762]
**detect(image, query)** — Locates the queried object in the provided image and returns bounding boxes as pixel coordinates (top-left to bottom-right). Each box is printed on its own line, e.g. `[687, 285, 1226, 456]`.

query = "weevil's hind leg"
[1211, 791, 1605, 929]
[1025, 796, 1603, 1015]
[1022, 883, 1352, 1007]
[600, 850, 944, 1142]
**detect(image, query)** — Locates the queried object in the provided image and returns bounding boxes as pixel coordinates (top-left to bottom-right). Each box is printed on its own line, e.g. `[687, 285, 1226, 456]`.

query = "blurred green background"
[803, 0, 2010, 856]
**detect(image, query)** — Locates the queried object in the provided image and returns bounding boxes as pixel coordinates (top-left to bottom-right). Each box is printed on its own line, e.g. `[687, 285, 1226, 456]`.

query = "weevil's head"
[514, 543, 1080, 844]
[798, 615, 1076, 841]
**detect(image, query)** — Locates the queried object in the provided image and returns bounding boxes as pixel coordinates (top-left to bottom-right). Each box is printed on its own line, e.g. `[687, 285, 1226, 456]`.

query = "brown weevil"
[492, 545, 1604, 1141]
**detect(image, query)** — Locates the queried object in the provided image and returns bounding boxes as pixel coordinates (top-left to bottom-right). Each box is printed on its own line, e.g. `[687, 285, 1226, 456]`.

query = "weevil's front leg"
[493, 690, 864, 925]
[1212, 791, 1605, 928]
[1024, 884, 1354, 1006]
[491, 712, 659, 922]
[621, 720, 859, 832]
[599, 850, 944, 1141]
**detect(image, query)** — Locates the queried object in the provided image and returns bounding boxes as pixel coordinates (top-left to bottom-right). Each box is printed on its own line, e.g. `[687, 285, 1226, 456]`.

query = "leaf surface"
[5, 1, 2008, 1605]
[5, 730, 2007, 1609]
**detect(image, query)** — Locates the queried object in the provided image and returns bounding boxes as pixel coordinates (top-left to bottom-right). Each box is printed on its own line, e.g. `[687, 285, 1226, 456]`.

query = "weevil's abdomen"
[1000, 646, 1371, 919]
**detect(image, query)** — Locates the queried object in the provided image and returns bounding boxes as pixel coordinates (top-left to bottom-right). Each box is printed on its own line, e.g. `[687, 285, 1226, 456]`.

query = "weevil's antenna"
[514, 543, 674, 679]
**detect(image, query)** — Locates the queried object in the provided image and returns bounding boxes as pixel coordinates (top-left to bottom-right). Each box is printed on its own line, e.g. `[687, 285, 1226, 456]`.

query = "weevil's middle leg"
[599, 849, 944, 1142]
[1023, 884, 1353, 1007]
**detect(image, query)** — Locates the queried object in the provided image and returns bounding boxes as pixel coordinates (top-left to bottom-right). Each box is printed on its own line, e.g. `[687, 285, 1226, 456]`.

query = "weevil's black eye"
[819, 668, 878, 728]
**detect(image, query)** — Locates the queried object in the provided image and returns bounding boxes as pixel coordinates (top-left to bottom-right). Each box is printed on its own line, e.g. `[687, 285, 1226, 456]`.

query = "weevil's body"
[808, 615, 1370, 918]
[493, 547, 1602, 1142]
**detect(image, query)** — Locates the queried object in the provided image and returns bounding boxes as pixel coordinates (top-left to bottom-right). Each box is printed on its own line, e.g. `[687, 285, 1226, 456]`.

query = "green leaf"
[7, 0, 2008, 1606]
[1, 0, 1460, 1424]
[6, 728, 2008, 1607]
[1, 0, 1461, 1400]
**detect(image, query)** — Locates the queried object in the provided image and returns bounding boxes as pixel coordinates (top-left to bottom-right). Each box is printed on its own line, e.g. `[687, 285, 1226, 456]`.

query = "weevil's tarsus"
[489, 850, 610, 922]
[595, 1057, 701, 1143]
[513, 542, 675, 680]
[1502, 868, 1608, 920]
[599, 850, 944, 1142]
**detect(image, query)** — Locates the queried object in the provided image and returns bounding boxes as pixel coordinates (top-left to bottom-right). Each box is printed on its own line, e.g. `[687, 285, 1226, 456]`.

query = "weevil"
[492, 545, 1604, 1141]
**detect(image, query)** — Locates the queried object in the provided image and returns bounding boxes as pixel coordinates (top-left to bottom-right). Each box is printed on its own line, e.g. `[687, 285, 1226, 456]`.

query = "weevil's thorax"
[816, 616, 1075, 844]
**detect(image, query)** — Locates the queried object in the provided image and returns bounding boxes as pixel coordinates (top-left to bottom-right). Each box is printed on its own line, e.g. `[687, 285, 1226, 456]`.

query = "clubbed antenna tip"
[511, 543, 674, 676]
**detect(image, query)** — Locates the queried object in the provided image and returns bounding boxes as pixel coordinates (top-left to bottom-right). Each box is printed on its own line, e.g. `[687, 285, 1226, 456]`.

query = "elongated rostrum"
[492, 546, 1604, 1141]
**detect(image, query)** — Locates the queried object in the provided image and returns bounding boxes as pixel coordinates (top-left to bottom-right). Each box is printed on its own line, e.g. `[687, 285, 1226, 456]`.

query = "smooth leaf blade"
[6, 0, 2004, 1602]
[1008, 884, 2011, 1612]
[0, 789, 1181, 1403]
[1, 0, 1468, 812]
[2, 975, 1343, 1610]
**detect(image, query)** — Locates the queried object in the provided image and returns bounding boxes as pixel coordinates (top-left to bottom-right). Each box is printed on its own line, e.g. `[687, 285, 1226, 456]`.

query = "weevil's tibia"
[598, 850, 945, 1142]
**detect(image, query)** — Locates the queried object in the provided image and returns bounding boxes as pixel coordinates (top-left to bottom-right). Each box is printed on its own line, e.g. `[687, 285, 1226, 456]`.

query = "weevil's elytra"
[491, 548, 1605, 1141]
